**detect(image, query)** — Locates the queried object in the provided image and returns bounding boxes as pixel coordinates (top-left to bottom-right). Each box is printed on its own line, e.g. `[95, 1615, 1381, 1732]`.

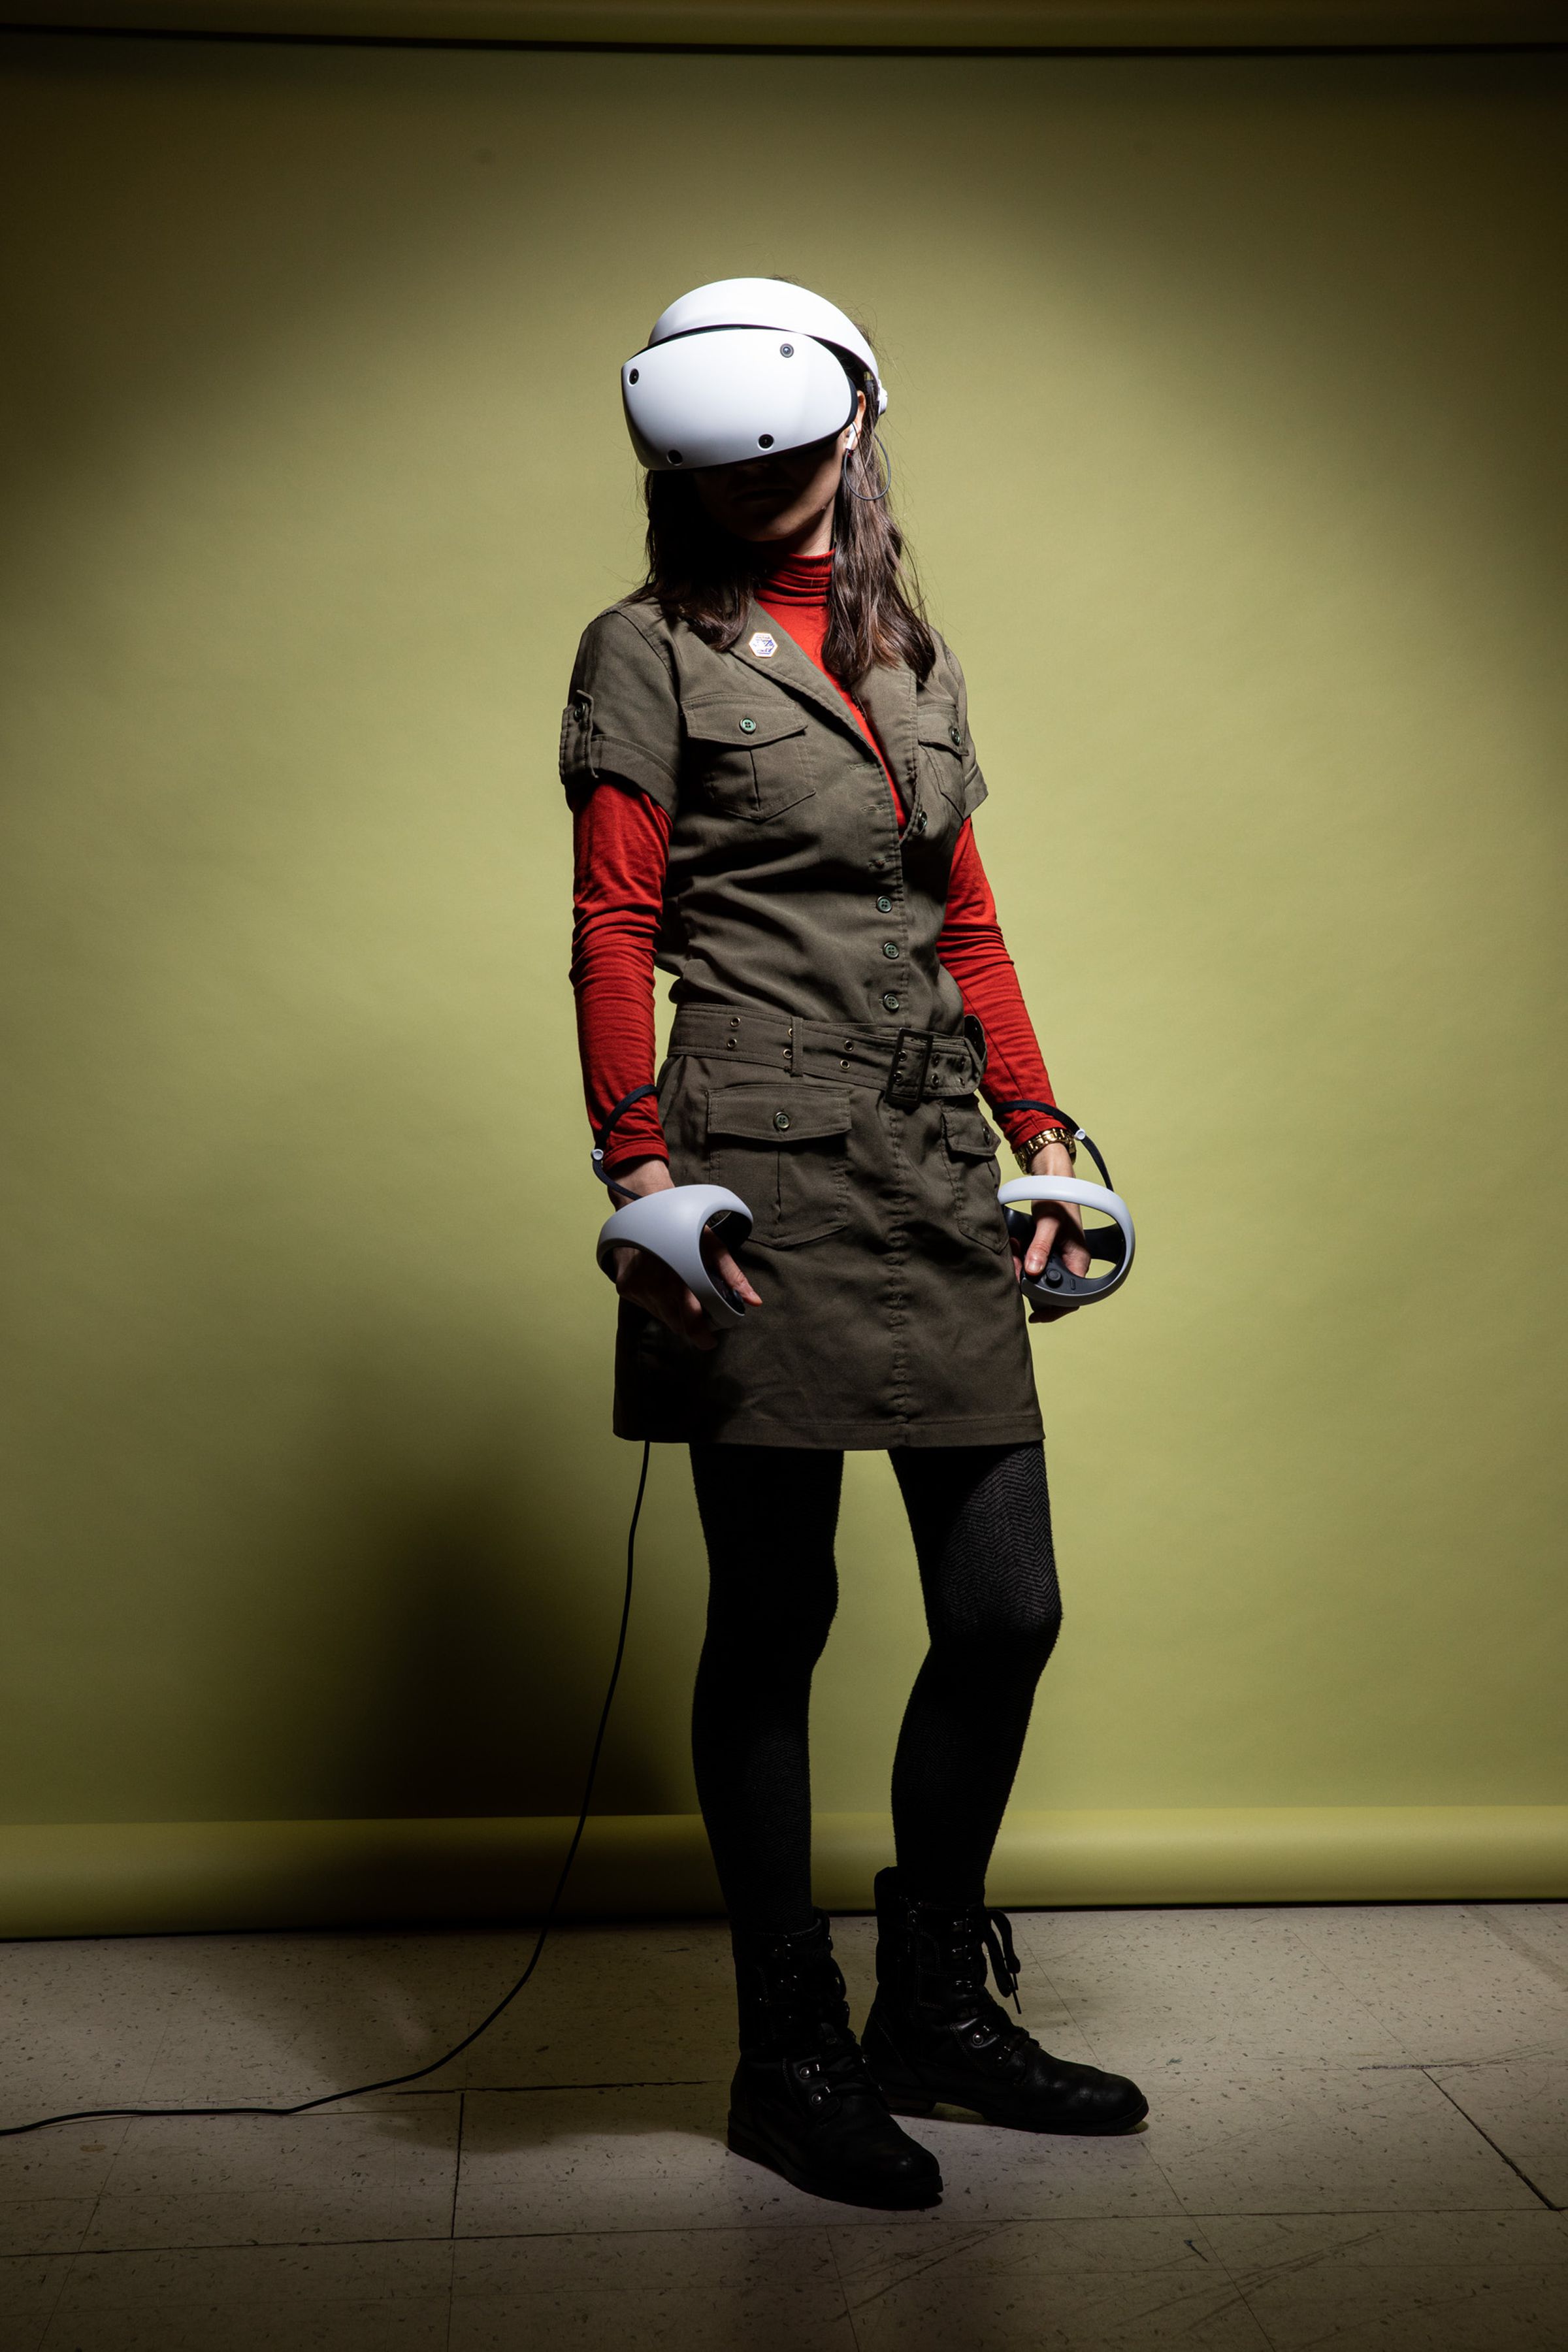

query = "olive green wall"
[1, 33, 1564, 1922]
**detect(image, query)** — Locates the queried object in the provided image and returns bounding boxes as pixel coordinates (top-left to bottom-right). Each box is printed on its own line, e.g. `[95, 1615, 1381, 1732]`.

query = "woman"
[563, 279, 1147, 2210]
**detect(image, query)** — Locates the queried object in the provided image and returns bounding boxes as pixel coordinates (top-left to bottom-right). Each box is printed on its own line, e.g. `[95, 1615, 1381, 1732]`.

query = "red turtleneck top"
[570, 553, 1058, 1171]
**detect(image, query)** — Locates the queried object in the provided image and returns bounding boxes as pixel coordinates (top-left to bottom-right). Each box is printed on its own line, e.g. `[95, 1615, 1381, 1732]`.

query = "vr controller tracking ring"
[596, 1184, 754, 1324]
[997, 1173, 1136, 1315]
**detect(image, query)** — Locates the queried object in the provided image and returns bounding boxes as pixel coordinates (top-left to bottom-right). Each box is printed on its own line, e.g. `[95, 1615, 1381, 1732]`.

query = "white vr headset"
[621, 276, 887, 474]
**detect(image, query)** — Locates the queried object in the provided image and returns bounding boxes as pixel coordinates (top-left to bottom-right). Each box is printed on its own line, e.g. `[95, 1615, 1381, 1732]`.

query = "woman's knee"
[929, 1560, 1064, 1668]
[703, 1586, 839, 1675]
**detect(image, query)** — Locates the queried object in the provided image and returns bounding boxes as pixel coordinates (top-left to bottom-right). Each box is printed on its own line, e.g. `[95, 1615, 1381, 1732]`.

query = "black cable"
[0, 1440, 653, 2141]
[991, 1100, 1113, 1192]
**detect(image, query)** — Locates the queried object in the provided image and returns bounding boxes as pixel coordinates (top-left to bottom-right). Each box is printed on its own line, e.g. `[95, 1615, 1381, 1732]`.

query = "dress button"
[881, 941, 900, 959]
[882, 991, 900, 1012]
[773, 1110, 791, 1130]
[875, 894, 892, 913]
[739, 717, 757, 734]
[949, 725, 962, 745]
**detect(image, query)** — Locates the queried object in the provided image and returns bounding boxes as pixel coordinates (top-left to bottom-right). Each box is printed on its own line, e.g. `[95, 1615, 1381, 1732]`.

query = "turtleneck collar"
[755, 549, 834, 607]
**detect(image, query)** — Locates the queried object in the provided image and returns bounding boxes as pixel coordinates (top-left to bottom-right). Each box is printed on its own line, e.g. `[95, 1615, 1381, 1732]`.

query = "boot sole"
[881, 2084, 1149, 2136]
[726, 2117, 942, 2210]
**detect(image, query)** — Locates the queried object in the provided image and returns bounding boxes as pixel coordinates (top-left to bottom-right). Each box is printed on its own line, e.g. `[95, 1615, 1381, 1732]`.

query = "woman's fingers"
[711, 1246, 762, 1307]
[612, 1240, 760, 1347]
[1019, 1207, 1092, 1293]
[1021, 1213, 1057, 1279]
[1022, 1201, 1088, 1281]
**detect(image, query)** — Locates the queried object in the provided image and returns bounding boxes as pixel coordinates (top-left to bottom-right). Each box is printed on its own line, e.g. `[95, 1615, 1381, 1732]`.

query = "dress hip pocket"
[940, 1103, 1007, 1252]
[704, 1083, 852, 1248]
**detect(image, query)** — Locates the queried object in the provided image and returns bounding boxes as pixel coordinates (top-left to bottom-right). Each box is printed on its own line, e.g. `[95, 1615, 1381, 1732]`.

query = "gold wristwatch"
[1013, 1124, 1077, 1170]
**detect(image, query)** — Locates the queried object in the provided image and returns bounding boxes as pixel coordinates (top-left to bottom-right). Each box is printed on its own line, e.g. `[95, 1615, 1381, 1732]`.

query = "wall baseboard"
[1, 1806, 1564, 1937]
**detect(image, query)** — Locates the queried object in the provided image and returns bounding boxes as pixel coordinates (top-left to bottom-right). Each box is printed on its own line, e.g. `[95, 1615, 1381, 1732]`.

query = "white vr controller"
[996, 1174, 1135, 1317]
[595, 1137, 1135, 1329]
[596, 1184, 755, 1324]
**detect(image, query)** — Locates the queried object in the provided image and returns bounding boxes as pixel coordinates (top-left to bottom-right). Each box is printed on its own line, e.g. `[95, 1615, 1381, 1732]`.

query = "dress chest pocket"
[915, 697, 968, 821]
[704, 1083, 851, 1248]
[685, 697, 814, 823]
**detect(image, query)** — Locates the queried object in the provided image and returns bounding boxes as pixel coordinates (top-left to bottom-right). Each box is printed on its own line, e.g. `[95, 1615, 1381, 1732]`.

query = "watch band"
[1013, 1124, 1077, 1170]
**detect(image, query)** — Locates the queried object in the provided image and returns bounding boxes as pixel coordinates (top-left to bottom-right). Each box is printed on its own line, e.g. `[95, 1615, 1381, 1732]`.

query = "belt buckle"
[884, 1026, 934, 1112]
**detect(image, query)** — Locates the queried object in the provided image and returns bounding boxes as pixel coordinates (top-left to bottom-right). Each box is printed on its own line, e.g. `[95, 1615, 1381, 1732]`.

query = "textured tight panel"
[888, 1442, 1063, 1906]
[688, 1444, 845, 1935]
[687, 1440, 1061, 1932]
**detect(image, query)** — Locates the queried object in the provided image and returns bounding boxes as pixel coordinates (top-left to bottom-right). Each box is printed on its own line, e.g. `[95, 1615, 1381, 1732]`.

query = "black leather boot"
[862, 1868, 1149, 2134]
[727, 1910, 943, 2209]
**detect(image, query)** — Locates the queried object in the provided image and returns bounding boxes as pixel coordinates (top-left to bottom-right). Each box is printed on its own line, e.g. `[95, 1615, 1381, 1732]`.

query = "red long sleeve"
[938, 821, 1058, 1143]
[570, 777, 672, 1172]
[569, 557, 1060, 1173]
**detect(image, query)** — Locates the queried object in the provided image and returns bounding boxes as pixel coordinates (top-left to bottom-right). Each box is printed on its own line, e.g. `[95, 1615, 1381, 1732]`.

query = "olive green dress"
[561, 596, 1042, 1452]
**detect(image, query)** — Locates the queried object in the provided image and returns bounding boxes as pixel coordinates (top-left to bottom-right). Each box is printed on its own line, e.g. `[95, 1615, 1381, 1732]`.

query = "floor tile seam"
[69, 2228, 463, 2257]
[438, 2236, 457, 2352]
[1419, 2066, 1563, 2212]
[1256, 1921, 1460, 2062]
[1271, 1918, 1415, 2053]
[52, 2124, 118, 2287]
[120, 1991, 183, 2119]
[1181, 2205, 1566, 2221]
[448, 2093, 465, 2241]
[455, 2220, 841, 2246]
[823, 2222, 862, 2349]
[457, 2078, 723, 2096]
[1360, 2042, 1568, 2072]
[1115, 2268, 1279, 2345]
[1163, 2216, 1271, 2325]
[448, 2216, 980, 2242]
[1468, 1904, 1568, 1999]
[1207, 2217, 1397, 2298]
[1117, 2051, 1552, 2080]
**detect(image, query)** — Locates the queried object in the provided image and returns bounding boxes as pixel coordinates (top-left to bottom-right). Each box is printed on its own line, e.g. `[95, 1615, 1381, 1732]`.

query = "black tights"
[689, 1441, 1062, 1932]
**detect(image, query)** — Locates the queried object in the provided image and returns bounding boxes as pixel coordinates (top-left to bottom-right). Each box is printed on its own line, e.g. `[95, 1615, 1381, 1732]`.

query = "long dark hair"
[632, 370, 936, 687]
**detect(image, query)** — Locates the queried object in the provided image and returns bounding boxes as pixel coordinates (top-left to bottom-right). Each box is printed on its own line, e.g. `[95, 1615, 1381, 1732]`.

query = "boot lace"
[912, 1904, 1031, 2059]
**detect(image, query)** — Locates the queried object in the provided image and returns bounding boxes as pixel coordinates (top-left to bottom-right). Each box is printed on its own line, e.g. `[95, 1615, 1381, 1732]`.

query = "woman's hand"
[603, 1156, 762, 1352]
[1009, 1137, 1089, 1324]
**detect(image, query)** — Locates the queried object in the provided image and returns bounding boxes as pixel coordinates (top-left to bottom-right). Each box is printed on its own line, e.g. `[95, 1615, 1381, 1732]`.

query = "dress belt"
[668, 1005, 985, 1110]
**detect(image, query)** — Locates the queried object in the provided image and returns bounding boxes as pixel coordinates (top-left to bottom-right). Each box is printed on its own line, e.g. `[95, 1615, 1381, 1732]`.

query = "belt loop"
[962, 1011, 988, 1088]
[883, 1026, 934, 1112]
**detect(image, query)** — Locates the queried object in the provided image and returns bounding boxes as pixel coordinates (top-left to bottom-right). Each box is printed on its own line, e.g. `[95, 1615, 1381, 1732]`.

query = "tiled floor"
[2, 1903, 1565, 2347]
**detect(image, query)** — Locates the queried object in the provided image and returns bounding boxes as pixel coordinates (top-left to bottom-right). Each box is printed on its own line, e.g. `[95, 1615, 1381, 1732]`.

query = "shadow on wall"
[287, 1358, 665, 1826]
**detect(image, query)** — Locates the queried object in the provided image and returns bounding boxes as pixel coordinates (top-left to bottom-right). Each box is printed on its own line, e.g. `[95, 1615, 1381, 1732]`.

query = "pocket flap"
[707, 1084, 853, 1143]
[685, 698, 808, 751]
[941, 1105, 1000, 1160]
[916, 698, 965, 753]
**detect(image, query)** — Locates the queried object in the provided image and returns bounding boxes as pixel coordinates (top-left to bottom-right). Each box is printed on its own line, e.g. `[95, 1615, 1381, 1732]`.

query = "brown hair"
[632, 372, 936, 687]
